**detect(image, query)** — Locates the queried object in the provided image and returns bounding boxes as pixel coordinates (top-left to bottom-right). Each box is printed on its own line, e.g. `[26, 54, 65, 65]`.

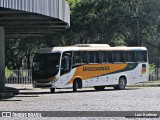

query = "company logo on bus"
[83, 66, 110, 72]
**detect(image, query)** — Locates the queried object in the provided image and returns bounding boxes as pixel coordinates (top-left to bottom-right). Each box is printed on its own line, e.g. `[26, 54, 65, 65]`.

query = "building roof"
[0, 0, 70, 38]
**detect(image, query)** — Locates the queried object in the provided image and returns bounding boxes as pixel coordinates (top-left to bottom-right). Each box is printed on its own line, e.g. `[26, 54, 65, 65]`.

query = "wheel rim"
[119, 79, 125, 88]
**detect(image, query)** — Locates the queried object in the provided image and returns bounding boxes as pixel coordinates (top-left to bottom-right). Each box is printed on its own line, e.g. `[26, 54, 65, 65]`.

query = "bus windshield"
[32, 53, 60, 78]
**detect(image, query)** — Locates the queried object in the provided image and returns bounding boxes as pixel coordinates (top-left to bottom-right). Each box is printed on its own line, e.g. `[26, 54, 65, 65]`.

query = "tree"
[6, 37, 45, 70]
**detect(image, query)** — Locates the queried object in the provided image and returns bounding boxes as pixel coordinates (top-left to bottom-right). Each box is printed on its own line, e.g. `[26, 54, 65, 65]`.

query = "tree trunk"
[26, 55, 31, 69]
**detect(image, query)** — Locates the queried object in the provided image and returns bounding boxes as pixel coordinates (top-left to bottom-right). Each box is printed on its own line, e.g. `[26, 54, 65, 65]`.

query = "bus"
[32, 44, 148, 92]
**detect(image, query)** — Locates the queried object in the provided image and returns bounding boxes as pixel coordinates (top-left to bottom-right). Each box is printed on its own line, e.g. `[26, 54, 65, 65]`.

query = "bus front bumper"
[33, 82, 58, 88]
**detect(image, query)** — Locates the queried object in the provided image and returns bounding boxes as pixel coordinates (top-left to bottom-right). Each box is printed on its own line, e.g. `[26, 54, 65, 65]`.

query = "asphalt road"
[0, 87, 160, 119]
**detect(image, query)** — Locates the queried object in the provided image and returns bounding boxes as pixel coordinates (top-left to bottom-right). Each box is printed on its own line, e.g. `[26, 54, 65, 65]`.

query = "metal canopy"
[0, 0, 70, 38]
[0, 0, 70, 91]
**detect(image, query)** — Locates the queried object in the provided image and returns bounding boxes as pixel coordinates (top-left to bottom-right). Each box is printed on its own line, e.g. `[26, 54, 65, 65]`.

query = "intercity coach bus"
[32, 44, 148, 92]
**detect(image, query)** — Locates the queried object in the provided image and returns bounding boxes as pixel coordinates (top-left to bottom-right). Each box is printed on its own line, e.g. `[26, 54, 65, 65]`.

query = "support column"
[0, 27, 5, 91]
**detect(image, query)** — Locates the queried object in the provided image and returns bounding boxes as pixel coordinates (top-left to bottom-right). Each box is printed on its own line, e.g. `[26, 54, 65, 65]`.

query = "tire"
[113, 86, 118, 90]
[94, 86, 105, 91]
[114, 77, 126, 90]
[50, 88, 55, 93]
[73, 79, 78, 92]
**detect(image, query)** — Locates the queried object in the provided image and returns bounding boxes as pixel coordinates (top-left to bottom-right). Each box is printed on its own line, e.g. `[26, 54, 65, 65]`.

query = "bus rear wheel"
[50, 88, 55, 93]
[114, 77, 126, 90]
[94, 86, 105, 91]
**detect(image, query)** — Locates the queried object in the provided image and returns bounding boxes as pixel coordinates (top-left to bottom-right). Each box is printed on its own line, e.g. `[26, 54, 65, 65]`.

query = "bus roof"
[73, 44, 110, 47]
[37, 45, 147, 53]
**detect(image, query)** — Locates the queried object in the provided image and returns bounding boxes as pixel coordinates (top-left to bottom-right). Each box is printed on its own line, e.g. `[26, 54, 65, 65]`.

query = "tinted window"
[101, 51, 112, 63]
[88, 51, 94, 63]
[61, 51, 72, 75]
[88, 51, 100, 63]
[81, 52, 87, 63]
[73, 51, 87, 65]
[136, 51, 147, 62]
[142, 51, 147, 62]
[124, 51, 135, 62]
[112, 51, 124, 62]
[33, 53, 60, 72]
[74, 51, 81, 64]
[62, 52, 72, 59]
[32, 53, 60, 79]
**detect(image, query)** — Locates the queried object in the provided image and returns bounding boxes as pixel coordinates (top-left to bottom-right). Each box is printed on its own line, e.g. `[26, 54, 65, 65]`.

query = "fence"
[4, 69, 159, 85]
[5, 70, 32, 85]
[149, 68, 160, 81]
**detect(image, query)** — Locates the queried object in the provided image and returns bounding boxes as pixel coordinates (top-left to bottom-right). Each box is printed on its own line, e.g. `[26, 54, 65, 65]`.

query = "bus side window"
[87, 51, 100, 64]
[142, 51, 147, 62]
[61, 51, 72, 75]
[81, 51, 87, 63]
[112, 51, 124, 63]
[73, 51, 87, 65]
[101, 51, 112, 63]
[61, 59, 69, 70]
[94, 51, 100, 63]
[124, 51, 135, 62]
[88, 51, 94, 63]
[74, 52, 81, 65]
[136, 51, 141, 62]
[136, 51, 147, 62]
[101, 51, 106, 63]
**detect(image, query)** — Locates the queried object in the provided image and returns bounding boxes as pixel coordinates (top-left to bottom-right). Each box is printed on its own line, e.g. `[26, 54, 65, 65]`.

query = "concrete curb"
[127, 81, 160, 87]
[0, 87, 19, 100]
[0, 91, 14, 99]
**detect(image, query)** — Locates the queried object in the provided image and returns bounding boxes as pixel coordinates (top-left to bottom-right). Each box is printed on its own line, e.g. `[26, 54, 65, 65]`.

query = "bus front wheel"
[50, 88, 55, 93]
[73, 79, 78, 92]
[114, 77, 126, 90]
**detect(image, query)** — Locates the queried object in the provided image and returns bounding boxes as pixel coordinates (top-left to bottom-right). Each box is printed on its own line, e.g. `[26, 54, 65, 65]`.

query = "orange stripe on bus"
[66, 64, 128, 85]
